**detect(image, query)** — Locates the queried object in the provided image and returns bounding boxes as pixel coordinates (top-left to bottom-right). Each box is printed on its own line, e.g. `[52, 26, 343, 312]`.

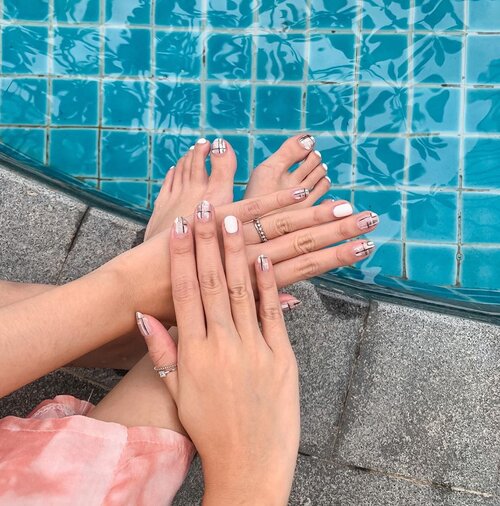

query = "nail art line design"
[211, 138, 227, 154]
[174, 216, 188, 235]
[357, 212, 379, 231]
[281, 300, 302, 312]
[258, 254, 270, 272]
[196, 200, 211, 222]
[298, 134, 315, 150]
[293, 188, 310, 200]
[136, 312, 152, 337]
[354, 241, 375, 257]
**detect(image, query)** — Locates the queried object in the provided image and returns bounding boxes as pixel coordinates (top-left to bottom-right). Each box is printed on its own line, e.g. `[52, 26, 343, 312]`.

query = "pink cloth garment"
[0, 395, 195, 506]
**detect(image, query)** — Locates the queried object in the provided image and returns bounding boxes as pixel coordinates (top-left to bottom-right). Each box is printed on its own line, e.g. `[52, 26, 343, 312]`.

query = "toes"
[181, 146, 195, 184]
[291, 149, 323, 183]
[161, 166, 175, 195]
[301, 162, 329, 190]
[206, 138, 237, 205]
[173, 152, 186, 189]
[256, 133, 316, 173]
[190, 137, 210, 184]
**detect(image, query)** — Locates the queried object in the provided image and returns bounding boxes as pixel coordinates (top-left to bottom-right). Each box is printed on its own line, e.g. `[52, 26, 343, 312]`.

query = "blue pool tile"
[461, 247, 500, 290]
[0, 128, 46, 163]
[353, 190, 402, 240]
[406, 191, 457, 242]
[306, 85, 354, 132]
[208, 0, 253, 27]
[259, 0, 307, 29]
[106, 0, 150, 24]
[310, 0, 357, 29]
[153, 134, 197, 179]
[413, 35, 462, 84]
[358, 86, 408, 134]
[359, 34, 408, 84]
[4, 0, 49, 21]
[101, 131, 149, 178]
[414, 0, 464, 31]
[466, 89, 500, 133]
[101, 181, 149, 208]
[155, 83, 200, 130]
[253, 135, 289, 167]
[53, 28, 100, 75]
[355, 137, 406, 187]
[315, 135, 353, 185]
[54, 0, 100, 22]
[2, 26, 48, 74]
[412, 88, 461, 133]
[327, 189, 351, 202]
[257, 34, 305, 82]
[155, 0, 202, 27]
[358, 242, 403, 278]
[52, 79, 98, 126]
[150, 182, 163, 206]
[462, 194, 500, 243]
[309, 34, 355, 82]
[207, 34, 251, 80]
[464, 139, 500, 189]
[409, 137, 459, 187]
[233, 185, 246, 202]
[467, 36, 500, 85]
[103, 80, 150, 128]
[223, 135, 250, 183]
[105, 28, 151, 77]
[1, 79, 47, 125]
[255, 86, 302, 130]
[206, 85, 251, 130]
[156, 31, 201, 78]
[407, 244, 457, 286]
[469, 0, 500, 31]
[50, 129, 97, 177]
[362, 0, 410, 30]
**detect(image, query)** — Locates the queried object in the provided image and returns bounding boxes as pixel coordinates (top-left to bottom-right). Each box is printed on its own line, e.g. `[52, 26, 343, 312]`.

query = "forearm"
[0, 280, 55, 307]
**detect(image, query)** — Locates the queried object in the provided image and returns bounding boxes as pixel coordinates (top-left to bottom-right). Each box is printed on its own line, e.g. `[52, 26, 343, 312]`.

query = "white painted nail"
[189, 145, 195, 151]
[314, 150, 322, 158]
[325, 176, 332, 184]
[322, 163, 328, 172]
[197, 138, 208, 144]
[333, 203, 353, 218]
[224, 215, 238, 234]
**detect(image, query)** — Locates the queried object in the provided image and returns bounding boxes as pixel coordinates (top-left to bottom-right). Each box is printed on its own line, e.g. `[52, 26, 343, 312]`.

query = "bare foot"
[245, 134, 331, 207]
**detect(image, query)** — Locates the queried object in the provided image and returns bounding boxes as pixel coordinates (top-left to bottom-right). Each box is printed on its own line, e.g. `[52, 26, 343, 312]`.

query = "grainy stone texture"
[336, 302, 500, 496]
[57, 207, 145, 283]
[0, 166, 87, 283]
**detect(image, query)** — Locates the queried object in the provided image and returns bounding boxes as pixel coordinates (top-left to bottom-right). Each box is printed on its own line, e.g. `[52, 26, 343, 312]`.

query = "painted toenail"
[322, 163, 328, 172]
[354, 241, 375, 258]
[358, 212, 379, 230]
[314, 150, 322, 158]
[325, 175, 332, 184]
[211, 138, 227, 155]
[333, 202, 353, 218]
[189, 146, 195, 151]
[197, 138, 208, 144]
[298, 134, 315, 150]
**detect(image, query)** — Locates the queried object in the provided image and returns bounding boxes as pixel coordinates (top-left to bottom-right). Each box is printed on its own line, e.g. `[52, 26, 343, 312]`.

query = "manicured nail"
[174, 216, 188, 236]
[281, 300, 302, 312]
[136, 312, 152, 337]
[168, 165, 175, 171]
[258, 254, 270, 272]
[211, 138, 227, 155]
[224, 215, 238, 234]
[354, 241, 375, 257]
[333, 202, 353, 218]
[196, 137, 208, 144]
[189, 146, 195, 151]
[358, 212, 379, 231]
[298, 134, 315, 150]
[322, 163, 328, 172]
[293, 188, 310, 200]
[196, 200, 211, 222]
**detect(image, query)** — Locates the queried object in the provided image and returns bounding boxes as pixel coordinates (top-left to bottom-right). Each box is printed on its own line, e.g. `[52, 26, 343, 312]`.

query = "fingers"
[254, 256, 289, 352]
[273, 239, 376, 288]
[222, 215, 260, 337]
[136, 313, 179, 402]
[169, 217, 206, 342]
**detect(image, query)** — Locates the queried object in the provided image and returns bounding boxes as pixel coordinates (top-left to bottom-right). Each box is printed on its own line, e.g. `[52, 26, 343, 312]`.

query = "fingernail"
[298, 134, 315, 150]
[333, 202, 353, 218]
[136, 312, 152, 337]
[196, 200, 212, 222]
[196, 137, 208, 144]
[293, 188, 310, 200]
[358, 212, 379, 231]
[211, 138, 227, 155]
[314, 150, 322, 159]
[174, 216, 188, 236]
[354, 241, 375, 257]
[322, 163, 328, 172]
[281, 300, 302, 312]
[258, 254, 270, 272]
[224, 215, 238, 234]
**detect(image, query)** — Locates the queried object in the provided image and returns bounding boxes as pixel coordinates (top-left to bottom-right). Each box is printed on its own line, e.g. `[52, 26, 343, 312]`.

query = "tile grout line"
[247, 0, 259, 174]
[45, 0, 55, 167]
[97, 0, 106, 191]
[200, 0, 207, 145]
[300, 0, 312, 133]
[147, 0, 156, 209]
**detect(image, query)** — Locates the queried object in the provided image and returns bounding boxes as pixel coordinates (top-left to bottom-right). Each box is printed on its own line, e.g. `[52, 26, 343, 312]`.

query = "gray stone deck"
[1, 165, 498, 505]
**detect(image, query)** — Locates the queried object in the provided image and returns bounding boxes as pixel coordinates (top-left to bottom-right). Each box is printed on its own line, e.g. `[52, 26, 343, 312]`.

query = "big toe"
[206, 138, 237, 206]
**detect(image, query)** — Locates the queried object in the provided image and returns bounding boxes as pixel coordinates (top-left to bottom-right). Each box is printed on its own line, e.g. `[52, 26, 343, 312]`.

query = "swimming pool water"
[0, 0, 499, 309]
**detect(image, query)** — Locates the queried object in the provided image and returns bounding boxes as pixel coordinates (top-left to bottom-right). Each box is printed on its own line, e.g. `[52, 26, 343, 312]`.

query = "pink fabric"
[0, 395, 195, 505]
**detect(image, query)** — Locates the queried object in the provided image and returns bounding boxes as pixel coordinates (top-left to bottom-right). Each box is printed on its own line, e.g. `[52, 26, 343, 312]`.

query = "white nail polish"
[322, 163, 328, 172]
[189, 146, 195, 151]
[325, 176, 332, 184]
[333, 203, 353, 218]
[314, 150, 322, 158]
[197, 138, 208, 144]
[224, 215, 238, 234]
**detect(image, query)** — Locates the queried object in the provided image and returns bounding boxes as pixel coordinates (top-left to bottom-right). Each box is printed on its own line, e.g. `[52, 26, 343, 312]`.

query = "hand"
[138, 203, 300, 506]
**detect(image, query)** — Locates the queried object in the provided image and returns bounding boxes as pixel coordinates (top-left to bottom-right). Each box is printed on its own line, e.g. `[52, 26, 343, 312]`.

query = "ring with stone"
[154, 363, 177, 378]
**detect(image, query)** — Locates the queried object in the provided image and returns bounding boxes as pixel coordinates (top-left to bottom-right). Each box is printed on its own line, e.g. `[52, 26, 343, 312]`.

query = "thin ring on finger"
[253, 217, 269, 243]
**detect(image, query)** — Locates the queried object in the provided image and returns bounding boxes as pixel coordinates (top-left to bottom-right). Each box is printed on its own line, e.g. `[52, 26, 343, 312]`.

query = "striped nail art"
[357, 212, 380, 231]
[211, 138, 227, 155]
[354, 241, 375, 257]
[298, 134, 315, 150]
